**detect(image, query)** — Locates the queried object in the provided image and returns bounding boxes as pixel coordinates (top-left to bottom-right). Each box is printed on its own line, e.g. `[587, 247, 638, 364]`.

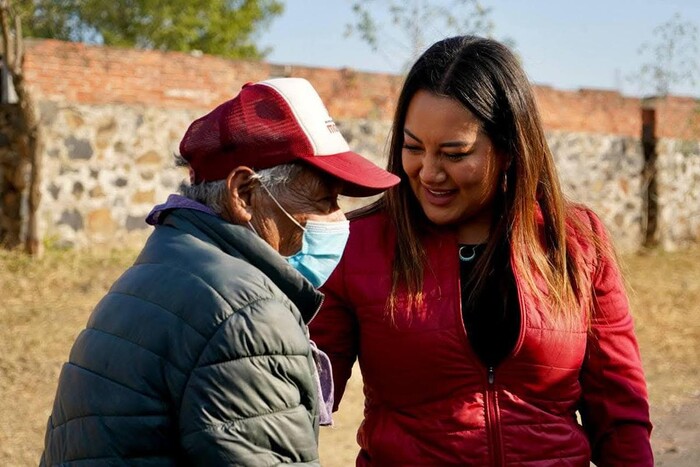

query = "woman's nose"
[419, 154, 447, 184]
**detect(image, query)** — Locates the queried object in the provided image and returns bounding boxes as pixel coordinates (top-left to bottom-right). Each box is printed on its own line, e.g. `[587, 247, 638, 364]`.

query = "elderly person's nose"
[324, 207, 347, 223]
[308, 202, 346, 224]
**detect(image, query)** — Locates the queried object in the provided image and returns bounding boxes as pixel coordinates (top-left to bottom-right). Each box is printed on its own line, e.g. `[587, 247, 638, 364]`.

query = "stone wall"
[39, 102, 198, 247]
[38, 108, 394, 247]
[549, 132, 644, 252]
[37, 108, 646, 251]
[2, 39, 699, 252]
[28, 103, 700, 253]
[656, 139, 700, 250]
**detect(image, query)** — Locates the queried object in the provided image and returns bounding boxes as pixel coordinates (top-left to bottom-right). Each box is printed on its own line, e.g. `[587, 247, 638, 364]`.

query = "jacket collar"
[161, 208, 324, 324]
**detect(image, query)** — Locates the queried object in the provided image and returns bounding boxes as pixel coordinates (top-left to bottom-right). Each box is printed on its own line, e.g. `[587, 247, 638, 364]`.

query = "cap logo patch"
[325, 119, 339, 134]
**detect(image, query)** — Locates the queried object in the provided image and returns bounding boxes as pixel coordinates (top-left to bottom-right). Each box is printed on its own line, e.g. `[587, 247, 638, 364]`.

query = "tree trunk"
[0, 0, 43, 256]
[0, 109, 27, 248]
[13, 71, 42, 256]
[641, 104, 658, 249]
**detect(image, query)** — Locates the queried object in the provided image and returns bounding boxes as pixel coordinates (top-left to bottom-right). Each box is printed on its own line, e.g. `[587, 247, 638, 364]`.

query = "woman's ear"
[223, 166, 257, 224]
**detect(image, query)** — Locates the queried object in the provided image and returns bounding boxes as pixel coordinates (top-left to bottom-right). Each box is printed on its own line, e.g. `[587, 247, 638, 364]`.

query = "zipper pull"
[488, 366, 495, 385]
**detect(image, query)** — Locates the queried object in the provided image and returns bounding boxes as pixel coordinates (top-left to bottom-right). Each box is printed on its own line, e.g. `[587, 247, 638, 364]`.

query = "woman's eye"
[444, 152, 469, 161]
[402, 144, 423, 153]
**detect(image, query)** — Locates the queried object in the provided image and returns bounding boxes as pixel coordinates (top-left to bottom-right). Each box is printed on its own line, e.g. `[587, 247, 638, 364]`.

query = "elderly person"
[40, 78, 399, 466]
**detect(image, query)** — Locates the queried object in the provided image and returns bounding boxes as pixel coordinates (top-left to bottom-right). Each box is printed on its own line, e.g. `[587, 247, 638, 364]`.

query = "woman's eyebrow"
[404, 128, 475, 148]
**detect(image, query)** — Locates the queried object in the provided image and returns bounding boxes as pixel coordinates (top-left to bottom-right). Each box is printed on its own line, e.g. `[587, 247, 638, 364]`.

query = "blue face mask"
[285, 219, 350, 288]
[253, 180, 349, 288]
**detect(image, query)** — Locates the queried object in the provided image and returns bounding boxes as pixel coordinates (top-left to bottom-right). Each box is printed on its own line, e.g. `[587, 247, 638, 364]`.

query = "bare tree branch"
[14, 6, 21, 65]
[345, 0, 505, 71]
[0, 0, 13, 69]
[630, 13, 699, 97]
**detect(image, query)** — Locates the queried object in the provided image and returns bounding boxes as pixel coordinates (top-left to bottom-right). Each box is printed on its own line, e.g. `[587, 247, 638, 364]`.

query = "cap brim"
[299, 151, 401, 197]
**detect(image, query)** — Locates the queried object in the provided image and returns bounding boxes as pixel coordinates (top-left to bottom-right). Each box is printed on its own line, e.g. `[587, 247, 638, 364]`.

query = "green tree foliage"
[346, 0, 502, 70]
[16, 0, 284, 59]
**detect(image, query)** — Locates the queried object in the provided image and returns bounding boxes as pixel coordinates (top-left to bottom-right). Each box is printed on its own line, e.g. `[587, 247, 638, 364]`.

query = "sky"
[258, 0, 700, 98]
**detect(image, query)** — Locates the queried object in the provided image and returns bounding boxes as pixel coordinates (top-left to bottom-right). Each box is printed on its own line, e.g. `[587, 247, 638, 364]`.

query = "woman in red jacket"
[310, 36, 652, 466]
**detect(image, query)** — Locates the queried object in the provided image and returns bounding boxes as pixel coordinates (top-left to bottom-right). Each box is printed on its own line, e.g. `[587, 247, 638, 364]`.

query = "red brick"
[21, 39, 698, 139]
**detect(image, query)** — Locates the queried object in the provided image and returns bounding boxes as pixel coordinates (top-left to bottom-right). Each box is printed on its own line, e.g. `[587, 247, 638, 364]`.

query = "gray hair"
[175, 154, 305, 214]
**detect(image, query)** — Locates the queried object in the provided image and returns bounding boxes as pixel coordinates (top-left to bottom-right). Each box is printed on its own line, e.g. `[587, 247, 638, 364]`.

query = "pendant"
[459, 245, 477, 262]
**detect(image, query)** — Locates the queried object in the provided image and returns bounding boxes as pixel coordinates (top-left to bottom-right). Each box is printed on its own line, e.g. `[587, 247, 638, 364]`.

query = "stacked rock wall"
[1, 39, 698, 252]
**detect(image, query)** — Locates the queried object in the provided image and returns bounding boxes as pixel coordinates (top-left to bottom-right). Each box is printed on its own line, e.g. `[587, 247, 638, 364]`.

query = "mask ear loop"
[249, 171, 306, 232]
[247, 221, 259, 235]
[244, 172, 261, 235]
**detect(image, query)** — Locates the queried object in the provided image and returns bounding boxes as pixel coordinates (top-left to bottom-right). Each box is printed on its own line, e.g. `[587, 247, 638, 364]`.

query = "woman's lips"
[421, 186, 458, 206]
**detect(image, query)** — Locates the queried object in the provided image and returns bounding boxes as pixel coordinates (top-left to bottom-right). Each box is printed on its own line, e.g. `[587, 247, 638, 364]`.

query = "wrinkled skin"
[223, 165, 345, 255]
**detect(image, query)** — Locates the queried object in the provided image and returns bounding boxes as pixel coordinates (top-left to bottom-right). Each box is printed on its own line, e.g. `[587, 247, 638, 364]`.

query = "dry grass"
[1, 247, 698, 466]
[621, 248, 700, 409]
[0, 248, 136, 465]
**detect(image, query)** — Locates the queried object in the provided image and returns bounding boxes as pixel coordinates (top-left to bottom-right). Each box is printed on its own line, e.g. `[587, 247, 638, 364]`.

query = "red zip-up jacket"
[310, 207, 652, 466]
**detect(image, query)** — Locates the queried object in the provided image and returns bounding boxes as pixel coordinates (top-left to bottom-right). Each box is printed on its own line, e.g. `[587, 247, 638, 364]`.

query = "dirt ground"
[1, 246, 699, 466]
[650, 392, 700, 466]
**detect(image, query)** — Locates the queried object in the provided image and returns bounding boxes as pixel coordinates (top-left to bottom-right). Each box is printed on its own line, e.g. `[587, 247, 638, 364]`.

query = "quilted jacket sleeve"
[178, 298, 320, 466]
[579, 212, 653, 466]
[309, 259, 359, 411]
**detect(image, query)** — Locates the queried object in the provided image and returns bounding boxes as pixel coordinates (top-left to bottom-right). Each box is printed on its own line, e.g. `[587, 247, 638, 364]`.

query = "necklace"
[459, 245, 478, 262]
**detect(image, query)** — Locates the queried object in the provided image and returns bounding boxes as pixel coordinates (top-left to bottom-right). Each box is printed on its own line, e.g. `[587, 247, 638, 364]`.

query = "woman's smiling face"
[401, 90, 503, 243]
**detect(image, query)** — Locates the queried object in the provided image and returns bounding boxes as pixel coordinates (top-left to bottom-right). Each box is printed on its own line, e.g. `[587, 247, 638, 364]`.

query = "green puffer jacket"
[41, 208, 323, 466]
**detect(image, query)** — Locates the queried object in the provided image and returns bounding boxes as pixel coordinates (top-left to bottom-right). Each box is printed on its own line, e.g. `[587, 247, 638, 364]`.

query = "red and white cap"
[179, 77, 400, 196]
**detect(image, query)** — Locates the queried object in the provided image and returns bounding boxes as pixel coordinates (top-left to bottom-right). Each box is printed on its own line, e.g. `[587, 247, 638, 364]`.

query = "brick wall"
[533, 87, 641, 137]
[24, 39, 698, 139]
[22, 39, 403, 120]
[653, 96, 700, 140]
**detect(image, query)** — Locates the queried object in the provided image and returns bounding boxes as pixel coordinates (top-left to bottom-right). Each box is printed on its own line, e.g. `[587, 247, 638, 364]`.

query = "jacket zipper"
[485, 366, 504, 467]
[307, 294, 325, 324]
[451, 238, 510, 466]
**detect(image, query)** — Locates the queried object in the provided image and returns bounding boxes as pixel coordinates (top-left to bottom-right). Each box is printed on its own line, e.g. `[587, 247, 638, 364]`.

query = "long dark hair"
[366, 35, 596, 324]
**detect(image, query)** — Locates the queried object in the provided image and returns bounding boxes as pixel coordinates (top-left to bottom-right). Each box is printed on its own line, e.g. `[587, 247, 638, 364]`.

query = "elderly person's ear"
[224, 167, 258, 225]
